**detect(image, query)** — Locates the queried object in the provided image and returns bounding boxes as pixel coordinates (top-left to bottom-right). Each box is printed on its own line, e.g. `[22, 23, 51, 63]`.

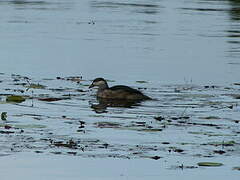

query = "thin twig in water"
[180, 107, 188, 117]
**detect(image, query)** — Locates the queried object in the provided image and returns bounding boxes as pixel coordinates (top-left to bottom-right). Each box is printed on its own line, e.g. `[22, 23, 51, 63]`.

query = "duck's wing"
[109, 85, 144, 95]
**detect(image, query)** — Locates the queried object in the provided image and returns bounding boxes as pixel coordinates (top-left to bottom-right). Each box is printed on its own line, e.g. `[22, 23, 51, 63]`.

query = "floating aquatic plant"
[6, 95, 25, 103]
[197, 162, 223, 167]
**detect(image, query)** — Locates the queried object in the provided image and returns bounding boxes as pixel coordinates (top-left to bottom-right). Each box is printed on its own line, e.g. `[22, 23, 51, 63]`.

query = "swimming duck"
[89, 78, 151, 100]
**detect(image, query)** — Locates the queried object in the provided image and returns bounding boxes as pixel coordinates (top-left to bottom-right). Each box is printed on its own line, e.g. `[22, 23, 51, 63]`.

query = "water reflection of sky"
[227, 0, 240, 61]
[179, 0, 240, 62]
[90, 1, 162, 14]
[0, 0, 240, 85]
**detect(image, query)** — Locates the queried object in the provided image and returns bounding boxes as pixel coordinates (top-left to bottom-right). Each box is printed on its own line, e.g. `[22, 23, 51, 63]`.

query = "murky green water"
[0, 0, 240, 179]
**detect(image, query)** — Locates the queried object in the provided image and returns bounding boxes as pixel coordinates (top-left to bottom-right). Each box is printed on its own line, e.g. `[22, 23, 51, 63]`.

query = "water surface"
[0, 0, 240, 180]
[0, 0, 240, 85]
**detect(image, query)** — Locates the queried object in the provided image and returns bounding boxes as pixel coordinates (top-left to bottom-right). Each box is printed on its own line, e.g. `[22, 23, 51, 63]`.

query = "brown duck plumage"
[89, 78, 151, 100]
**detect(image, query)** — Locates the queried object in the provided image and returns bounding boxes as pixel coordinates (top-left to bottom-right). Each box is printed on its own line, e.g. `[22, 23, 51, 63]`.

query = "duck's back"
[110, 85, 143, 95]
[97, 85, 150, 100]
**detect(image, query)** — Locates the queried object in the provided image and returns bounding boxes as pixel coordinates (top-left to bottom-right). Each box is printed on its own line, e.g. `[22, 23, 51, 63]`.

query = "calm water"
[0, 1, 240, 180]
[0, 0, 240, 85]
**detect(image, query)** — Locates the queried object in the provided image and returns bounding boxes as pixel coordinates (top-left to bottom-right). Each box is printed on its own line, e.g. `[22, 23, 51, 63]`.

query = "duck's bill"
[89, 84, 94, 88]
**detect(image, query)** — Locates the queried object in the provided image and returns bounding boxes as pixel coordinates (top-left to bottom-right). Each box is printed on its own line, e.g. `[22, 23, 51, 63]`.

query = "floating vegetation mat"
[0, 73, 240, 170]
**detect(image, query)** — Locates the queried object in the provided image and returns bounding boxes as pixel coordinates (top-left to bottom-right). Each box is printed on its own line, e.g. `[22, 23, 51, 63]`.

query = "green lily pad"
[6, 95, 25, 103]
[197, 162, 223, 167]
[201, 116, 221, 120]
[106, 79, 115, 82]
[203, 141, 236, 146]
[26, 83, 46, 89]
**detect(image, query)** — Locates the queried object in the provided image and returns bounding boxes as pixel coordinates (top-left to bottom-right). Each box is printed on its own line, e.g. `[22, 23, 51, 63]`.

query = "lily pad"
[6, 95, 25, 103]
[0, 130, 14, 134]
[188, 131, 235, 137]
[66, 76, 82, 83]
[233, 167, 240, 171]
[136, 80, 148, 83]
[14, 124, 47, 129]
[197, 162, 223, 167]
[138, 128, 162, 132]
[201, 116, 221, 120]
[26, 83, 46, 89]
[149, 156, 161, 160]
[38, 97, 70, 102]
[94, 122, 121, 128]
[202, 141, 236, 146]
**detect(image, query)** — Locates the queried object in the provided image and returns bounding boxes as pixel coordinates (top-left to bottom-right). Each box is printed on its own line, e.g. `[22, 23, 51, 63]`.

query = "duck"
[89, 78, 151, 100]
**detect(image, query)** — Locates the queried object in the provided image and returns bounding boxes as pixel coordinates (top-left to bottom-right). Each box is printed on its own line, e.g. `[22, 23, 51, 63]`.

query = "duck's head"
[89, 78, 108, 89]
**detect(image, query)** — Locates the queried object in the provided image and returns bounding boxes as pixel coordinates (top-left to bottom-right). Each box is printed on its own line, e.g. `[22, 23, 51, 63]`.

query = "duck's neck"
[97, 83, 109, 93]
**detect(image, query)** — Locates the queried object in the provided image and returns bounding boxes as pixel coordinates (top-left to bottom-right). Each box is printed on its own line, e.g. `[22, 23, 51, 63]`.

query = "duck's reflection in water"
[90, 98, 142, 113]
